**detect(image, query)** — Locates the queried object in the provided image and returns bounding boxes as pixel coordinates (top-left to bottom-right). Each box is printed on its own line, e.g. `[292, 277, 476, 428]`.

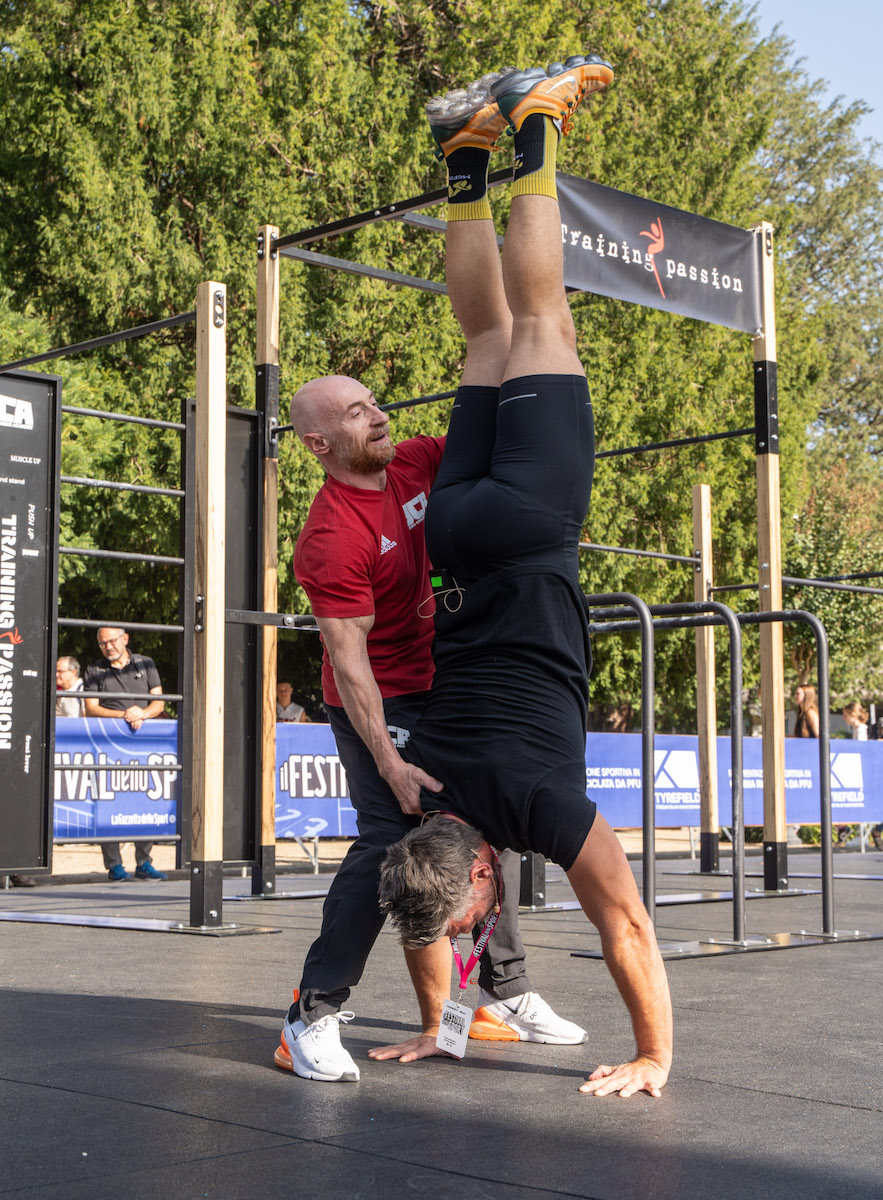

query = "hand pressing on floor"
[368, 1034, 455, 1063]
[579, 1056, 669, 1099]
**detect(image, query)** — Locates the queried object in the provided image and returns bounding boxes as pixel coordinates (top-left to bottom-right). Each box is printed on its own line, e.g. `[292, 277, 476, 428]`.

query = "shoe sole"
[469, 1006, 588, 1044]
[278, 1029, 360, 1082]
[494, 58, 614, 134]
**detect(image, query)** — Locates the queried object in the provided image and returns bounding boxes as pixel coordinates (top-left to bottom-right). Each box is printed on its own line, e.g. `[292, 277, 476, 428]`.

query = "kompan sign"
[558, 174, 763, 334]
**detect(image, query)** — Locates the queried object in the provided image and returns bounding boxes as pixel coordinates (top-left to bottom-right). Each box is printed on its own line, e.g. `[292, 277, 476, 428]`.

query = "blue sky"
[750, 0, 882, 156]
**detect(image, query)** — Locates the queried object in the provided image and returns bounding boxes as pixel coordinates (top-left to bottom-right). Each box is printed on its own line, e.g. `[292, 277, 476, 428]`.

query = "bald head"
[290, 374, 394, 483]
[289, 375, 363, 440]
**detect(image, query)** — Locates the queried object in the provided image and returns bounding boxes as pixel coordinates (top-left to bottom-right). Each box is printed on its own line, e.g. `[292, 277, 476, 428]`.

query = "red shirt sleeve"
[295, 525, 377, 619]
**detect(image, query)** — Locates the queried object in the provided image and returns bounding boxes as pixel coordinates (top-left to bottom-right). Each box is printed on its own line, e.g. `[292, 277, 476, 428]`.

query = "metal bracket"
[194, 594, 204, 633]
[212, 291, 225, 328]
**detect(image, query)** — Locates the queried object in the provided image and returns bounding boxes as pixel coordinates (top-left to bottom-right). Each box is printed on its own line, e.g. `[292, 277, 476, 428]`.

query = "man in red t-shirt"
[274, 377, 587, 1083]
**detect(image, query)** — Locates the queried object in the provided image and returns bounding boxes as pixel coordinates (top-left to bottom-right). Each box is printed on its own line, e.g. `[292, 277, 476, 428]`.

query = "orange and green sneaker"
[426, 68, 518, 160]
[490, 54, 614, 136]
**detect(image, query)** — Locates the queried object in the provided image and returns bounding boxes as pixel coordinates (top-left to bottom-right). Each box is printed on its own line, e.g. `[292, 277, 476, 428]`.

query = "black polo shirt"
[83, 653, 161, 711]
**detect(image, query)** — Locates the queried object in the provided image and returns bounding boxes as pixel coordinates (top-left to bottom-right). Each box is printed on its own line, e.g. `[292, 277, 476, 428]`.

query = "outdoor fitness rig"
[0, 285, 278, 936]
[250, 165, 787, 903]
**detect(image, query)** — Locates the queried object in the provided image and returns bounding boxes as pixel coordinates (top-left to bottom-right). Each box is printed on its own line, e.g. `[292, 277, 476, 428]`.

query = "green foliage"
[0, 0, 880, 715]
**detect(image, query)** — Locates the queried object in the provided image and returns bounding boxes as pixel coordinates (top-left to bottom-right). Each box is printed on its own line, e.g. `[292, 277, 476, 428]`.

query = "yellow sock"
[511, 114, 558, 201]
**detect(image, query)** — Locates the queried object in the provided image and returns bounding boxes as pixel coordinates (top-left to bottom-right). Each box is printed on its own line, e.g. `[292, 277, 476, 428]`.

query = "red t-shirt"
[294, 435, 445, 707]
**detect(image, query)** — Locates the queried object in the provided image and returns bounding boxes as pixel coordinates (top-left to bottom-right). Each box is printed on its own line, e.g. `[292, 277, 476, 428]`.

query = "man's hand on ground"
[368, 1034, 454, 1063]
[383, 760, 444, 816]
[579, 1056, 669, 1098]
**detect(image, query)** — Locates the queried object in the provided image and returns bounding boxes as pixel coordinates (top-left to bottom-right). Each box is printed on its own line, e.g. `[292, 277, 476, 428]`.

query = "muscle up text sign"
[0, 371, 60, 872]
[558, 174, 763, 334]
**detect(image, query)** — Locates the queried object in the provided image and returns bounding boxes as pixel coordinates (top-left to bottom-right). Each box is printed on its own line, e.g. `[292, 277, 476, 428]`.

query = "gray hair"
[57, 655, 80, 675]
[379, 818, 482, 948]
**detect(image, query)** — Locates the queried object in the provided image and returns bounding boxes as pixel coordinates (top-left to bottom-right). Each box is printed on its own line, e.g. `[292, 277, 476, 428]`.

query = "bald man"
[275, 373, 586, 1083]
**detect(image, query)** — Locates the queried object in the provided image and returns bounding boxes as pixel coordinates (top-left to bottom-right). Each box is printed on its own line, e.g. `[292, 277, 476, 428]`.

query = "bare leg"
[446, 219, 512, 388]
[565, 813, 673, 1097]
[368, 936, 455, 1062]
[502, 193, 583, 381]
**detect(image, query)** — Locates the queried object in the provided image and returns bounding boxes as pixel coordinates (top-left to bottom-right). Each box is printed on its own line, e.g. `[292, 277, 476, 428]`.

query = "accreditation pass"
[436, 999, 472, 1058]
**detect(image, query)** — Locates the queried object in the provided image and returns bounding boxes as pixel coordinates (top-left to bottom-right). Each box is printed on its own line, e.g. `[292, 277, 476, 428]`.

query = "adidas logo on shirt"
[380, 535, 397, 555]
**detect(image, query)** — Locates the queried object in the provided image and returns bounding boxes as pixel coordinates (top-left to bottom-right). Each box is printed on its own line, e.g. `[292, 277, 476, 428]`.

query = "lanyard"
[449, 845, 502, 992]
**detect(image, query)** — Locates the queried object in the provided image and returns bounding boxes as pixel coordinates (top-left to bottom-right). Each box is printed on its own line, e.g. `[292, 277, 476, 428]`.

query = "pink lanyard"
[450, 846, 502, 992]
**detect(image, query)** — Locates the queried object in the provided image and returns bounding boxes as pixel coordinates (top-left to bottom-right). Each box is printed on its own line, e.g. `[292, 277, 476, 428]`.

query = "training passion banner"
[557, 173, 763, 334]
[53, 720, 883, 841]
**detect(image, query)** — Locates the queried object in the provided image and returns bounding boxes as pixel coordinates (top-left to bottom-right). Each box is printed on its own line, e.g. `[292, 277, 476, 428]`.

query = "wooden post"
[190, 281, 227, 927]
[254, 226, 280, 895]
[692, 484, 719, 871]
[751, 221, 788, 891]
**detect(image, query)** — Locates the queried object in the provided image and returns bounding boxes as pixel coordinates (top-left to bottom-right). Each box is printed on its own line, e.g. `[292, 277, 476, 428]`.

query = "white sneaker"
[469, 989, 587, 1044]
[281, 1011, 360, 1082]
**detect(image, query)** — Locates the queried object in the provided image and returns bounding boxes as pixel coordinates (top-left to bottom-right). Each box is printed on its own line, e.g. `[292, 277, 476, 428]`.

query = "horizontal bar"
[226, 608, 319, 630]
[59, 546, 185, 566]
[579, 541, 699, 565]
[381, 389, 457, 413]
[596, 427, 754, 460]
[62, 405, 186, 432]
[278, 246, 448, 295]
[61, 475, 184, 499]
[57, 690, 183, 701]
[274, 168, 514, 248]
[710, 577, 883, 598]
[804, 570, 883, 583]
[0, 311, 196, 374]
[52, 762, 183, 772]
[58, 618, 184, 634]
[398, 211, 505, 248]
[782, 575, 883, 597]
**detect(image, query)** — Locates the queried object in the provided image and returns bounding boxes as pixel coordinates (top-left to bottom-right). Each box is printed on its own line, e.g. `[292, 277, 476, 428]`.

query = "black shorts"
[406, 373, 597, 870]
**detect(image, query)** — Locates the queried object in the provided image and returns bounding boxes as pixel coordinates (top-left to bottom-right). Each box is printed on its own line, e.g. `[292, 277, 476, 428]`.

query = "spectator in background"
[792, 684, 820, 739]
[83, 627, 167, 882]
[55, 656, 84, 717]
[276, 680, 310, 723]
[604, 701, 633, 733]
[842, 702, 869, 741]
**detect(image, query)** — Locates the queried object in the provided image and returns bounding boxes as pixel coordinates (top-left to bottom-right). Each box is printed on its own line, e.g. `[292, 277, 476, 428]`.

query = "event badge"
[436, 998, 472, 1059]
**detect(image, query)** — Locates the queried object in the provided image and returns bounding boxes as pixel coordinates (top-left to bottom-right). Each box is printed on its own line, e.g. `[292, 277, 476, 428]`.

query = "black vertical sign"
[0, 371, 60, 872]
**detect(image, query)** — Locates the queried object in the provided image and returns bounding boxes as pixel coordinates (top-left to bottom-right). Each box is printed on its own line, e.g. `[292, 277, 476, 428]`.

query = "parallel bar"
[0, 311, 196, 374]
[278, 246, 448, 296]
[274, 168, 513, 248]
[596, 427, 753, 459]
[585, 593, 655, 923]
[61, 475, 184, 499]
[62, 405, 186, 431]
[59, 546, 185, 566]
[58, 618, 184, 634]
[580, 541, 698, 565]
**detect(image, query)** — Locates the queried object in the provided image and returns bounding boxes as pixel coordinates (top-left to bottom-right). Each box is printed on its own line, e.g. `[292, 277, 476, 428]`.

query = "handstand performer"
[379, 56, 673, 1098]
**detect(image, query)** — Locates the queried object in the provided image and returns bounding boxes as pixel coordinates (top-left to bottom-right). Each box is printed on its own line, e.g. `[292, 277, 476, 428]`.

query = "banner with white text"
[558, 173, 763, 334]
[51, 723, 883, 841]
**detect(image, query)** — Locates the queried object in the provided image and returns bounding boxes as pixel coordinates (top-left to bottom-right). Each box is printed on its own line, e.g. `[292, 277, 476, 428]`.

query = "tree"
[1, 0, 880, 720]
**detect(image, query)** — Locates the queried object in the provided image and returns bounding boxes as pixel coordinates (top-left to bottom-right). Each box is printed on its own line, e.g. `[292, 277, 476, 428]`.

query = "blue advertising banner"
[53, 718, 178, 840]
[52, 722, 883, 841]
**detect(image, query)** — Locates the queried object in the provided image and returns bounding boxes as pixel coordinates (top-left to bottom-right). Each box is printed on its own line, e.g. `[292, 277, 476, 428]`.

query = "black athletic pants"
[295, 693, 532, 1024]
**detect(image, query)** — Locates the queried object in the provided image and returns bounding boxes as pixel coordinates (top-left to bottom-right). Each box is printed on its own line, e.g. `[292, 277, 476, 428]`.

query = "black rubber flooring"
[1, 850, 882, 1199]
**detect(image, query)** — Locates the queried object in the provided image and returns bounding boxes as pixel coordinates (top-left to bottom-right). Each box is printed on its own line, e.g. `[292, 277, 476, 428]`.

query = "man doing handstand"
[378, 56, 673, 1098]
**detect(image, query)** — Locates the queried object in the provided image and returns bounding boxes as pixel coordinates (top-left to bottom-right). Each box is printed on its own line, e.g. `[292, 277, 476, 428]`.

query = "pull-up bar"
[0, 311, 196, 374]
